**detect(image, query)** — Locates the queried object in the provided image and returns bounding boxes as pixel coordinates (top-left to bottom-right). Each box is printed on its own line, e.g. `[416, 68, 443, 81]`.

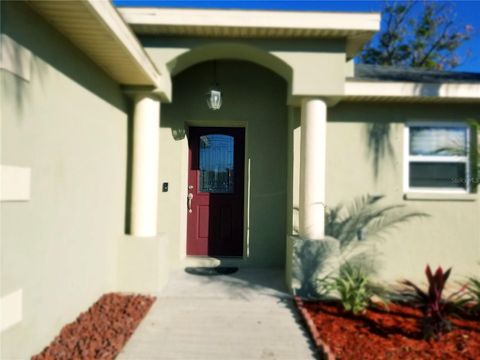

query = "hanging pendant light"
[206, 61, 222, 110]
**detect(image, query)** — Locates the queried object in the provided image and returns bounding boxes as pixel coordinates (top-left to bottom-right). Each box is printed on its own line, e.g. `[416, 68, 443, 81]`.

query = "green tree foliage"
[360, 1, 474, 70]
[360, 1, 475, 177]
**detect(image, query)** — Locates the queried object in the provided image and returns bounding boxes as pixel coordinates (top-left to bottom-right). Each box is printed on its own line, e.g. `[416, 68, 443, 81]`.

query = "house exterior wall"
[1, 3, 479, 356]
[158, 60, 288, 268]
[290, 102, 480, 283]
[142, 36, 347, 101]
[1, 2, 129, 358]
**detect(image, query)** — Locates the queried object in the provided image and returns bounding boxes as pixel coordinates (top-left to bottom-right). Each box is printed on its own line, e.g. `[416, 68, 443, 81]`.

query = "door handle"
[187, 193, 193, 213]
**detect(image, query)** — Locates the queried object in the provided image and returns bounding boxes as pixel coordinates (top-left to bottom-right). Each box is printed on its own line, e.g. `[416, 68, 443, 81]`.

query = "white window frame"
[403, 121, 471, 194]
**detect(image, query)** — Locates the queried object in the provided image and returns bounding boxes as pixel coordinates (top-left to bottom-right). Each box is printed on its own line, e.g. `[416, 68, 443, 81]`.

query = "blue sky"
[115, 1, 480, 72]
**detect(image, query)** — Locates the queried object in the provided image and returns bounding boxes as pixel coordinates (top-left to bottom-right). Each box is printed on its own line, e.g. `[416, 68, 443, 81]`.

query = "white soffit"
[344, 80, 480, 103]
[119, 8, 380, 57]
[26, 0, 163, 89]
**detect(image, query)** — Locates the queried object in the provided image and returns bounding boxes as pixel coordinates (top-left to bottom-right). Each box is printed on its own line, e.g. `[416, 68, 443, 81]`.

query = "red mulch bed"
[32, 293, 156, 360]
[298, 299, 480, 360]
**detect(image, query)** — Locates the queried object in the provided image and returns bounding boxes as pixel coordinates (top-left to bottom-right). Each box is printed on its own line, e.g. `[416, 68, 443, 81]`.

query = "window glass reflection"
[410, 126, 467, 156]
[199, 134, 234, 193]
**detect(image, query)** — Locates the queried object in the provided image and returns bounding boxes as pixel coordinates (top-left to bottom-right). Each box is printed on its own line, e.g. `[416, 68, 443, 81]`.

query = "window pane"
[199, 134, 234, 193]
[410, 162, 466, 189]
[410, 126, 467, 156]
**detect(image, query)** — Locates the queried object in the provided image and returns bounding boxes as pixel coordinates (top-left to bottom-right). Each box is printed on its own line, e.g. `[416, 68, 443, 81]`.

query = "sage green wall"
[1, 2, 128, 358]
[290, 102, 480, 283]
[159, 60, 288, 268]
[142, 36, 347, 100]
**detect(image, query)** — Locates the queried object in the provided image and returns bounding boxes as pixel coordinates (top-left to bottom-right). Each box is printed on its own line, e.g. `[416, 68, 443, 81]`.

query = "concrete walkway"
[118, 268, 317, 360]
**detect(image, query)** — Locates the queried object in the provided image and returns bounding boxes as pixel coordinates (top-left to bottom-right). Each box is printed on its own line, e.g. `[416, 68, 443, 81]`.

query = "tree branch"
[415, 21, 454, 68]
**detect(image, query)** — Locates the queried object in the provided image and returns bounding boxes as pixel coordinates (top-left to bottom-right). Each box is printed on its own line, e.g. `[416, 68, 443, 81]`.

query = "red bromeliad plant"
[402, 265, 467, 339]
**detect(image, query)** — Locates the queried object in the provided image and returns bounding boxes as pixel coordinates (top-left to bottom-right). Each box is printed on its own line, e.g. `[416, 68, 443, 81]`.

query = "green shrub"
[323, 263, 388, 315]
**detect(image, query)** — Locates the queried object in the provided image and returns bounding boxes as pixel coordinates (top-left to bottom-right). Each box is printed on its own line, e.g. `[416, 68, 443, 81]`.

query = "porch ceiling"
[26, 0, 167, 94]
[118, 8, 381, 58]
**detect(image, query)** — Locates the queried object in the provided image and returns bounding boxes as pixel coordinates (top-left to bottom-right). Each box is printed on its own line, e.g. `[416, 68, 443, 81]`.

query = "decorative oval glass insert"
[199, 134, 234, 193]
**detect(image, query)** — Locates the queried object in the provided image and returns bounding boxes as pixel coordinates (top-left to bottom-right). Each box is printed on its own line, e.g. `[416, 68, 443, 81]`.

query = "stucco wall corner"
[117, 234, 170, 294]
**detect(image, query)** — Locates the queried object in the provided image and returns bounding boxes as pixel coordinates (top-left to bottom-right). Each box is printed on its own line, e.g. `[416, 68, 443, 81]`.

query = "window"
[199, 134, 234, 193]
[405, 122, 470, 193]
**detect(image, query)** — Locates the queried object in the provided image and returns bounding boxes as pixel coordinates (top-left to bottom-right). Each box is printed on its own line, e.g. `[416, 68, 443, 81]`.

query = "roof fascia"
[344, 80, 480, 102]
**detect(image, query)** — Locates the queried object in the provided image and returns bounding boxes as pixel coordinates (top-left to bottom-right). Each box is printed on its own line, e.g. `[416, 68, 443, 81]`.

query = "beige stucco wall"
[1, 2, 129, 358]
[290, 101, 480, 283]
[158, 60, 288, 268]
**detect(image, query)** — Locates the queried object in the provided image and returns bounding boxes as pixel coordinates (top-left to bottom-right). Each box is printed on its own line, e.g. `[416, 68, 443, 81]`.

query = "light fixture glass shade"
[206, 88, 222, 110]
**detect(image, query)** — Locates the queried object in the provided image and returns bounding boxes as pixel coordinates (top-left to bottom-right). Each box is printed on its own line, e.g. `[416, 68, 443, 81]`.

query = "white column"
[131, 94, 160, 237]
[299, 98, 327, 240]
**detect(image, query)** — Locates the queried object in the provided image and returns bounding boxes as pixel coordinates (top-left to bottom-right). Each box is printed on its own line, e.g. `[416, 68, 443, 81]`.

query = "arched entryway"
[160, 59, 289, 268]
[127, 38, 331, 294]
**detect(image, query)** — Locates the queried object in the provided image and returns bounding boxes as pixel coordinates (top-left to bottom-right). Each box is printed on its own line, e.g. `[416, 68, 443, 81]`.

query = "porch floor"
[117, 268, 317, 360]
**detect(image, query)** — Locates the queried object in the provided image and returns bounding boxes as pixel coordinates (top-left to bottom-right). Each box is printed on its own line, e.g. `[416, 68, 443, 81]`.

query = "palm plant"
[325, 194, 429, 269]
[295, 194, 428, 299]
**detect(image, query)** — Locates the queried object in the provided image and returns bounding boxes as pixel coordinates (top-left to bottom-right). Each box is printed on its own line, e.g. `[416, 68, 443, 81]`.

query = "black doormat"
[185, 266, 239, 276]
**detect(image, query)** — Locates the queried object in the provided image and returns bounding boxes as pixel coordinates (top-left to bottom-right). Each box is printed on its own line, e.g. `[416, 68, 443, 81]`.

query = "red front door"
[187, 127, 245, 256]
